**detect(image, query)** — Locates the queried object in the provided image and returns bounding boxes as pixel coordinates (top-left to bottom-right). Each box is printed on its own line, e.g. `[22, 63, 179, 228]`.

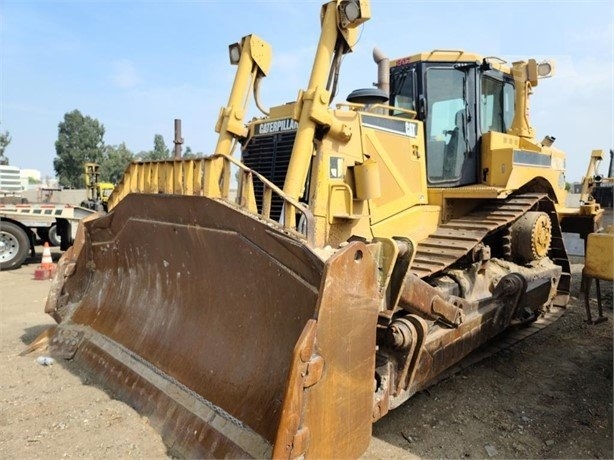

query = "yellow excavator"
[43, 1, 601, 458]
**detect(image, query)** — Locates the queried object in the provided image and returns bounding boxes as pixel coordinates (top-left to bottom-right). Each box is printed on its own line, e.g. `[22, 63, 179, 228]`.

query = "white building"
[0, 165, 23, 194]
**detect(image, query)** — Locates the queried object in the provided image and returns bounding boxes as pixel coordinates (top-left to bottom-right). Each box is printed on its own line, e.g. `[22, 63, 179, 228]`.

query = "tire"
[36, 225, 60, 246]
[48, 224, 61, 247]
[0, 221, 30, 270]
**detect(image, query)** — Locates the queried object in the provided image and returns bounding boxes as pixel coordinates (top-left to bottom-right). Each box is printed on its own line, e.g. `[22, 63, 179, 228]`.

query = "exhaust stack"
[373, 47, 389, 97]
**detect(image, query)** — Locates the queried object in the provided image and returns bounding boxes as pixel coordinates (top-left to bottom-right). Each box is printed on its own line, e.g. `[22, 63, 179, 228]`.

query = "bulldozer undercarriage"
[411, 193, 570, 302]
[43, 189, 569, 458]
[371, 193, 569, 419]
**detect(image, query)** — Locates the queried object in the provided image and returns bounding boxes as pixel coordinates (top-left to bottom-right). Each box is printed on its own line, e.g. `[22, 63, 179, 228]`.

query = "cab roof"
[390, 50, 511, 74]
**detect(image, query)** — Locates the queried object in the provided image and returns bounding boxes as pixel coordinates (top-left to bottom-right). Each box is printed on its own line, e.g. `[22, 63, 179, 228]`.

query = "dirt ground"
[372, 264, 613, 459]
[0, 246, 612, 459]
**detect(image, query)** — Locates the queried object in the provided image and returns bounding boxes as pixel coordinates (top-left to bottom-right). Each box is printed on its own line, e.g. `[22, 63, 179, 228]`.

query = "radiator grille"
[242, 131, 296, 221]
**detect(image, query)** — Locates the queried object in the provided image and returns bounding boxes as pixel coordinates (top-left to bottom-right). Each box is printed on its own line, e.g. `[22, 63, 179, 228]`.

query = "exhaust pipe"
[373, 47, 389, 98]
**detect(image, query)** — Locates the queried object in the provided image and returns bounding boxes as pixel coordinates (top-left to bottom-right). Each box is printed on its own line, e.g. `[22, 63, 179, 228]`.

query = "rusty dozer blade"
[45, 194, 380, 458]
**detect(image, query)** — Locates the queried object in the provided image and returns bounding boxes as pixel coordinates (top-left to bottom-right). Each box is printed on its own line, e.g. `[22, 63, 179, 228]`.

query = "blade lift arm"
[508, 59, 555, 139]
[213, 34, 272, 156]
[206, 35, 272, 197]
[282, 0, 371, 221]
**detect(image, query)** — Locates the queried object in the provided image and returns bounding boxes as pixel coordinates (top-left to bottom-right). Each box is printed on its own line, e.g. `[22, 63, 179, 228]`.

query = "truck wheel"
[48, 224, 61, 247]
[36, 225, 60, 246]
[0, 221, 30, 270]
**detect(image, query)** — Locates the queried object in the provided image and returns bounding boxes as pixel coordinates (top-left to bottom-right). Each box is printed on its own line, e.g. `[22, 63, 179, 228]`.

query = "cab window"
[425, 67, 466, 183]
[390, 67, 416, 118]
[481, 76, 515, 133]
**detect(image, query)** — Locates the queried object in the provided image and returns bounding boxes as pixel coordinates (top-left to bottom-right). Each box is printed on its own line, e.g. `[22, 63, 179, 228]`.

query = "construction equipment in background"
[594, 150, 614, 207]
[0, 165, 99, 269]
[0, 203, 95, 269]
[584, 149, 614, 208]
[43, 1, 601, 457]
[81, 162, 114, 212]
[557, 149, 606, 252]
[0, 165, 98, 269]
[582, 225, 613, 324]
[579, 149, 613, 207]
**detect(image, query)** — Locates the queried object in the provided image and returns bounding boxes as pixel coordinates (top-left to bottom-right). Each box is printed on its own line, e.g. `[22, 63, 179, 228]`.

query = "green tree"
[138, 134, 170, 161]
[153, 134, 170, 159]
[183, 146, 194, 159]
[182, 146, 204, 159]
[100, 142, 134, 183]
[0, 126, 11, 165]
[54, 110, 105, 187]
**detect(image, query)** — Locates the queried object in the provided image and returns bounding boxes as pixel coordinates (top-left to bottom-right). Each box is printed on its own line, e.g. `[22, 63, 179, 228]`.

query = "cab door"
[423, 65, 478, 187]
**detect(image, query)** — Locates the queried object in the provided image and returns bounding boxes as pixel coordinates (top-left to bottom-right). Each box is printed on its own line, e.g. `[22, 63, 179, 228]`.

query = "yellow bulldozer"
[43, 1, 601, 458]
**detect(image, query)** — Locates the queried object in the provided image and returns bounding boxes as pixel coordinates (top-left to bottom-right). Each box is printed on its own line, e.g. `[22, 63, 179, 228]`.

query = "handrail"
[107, 154, 315, 245]
[219, 154, 315, 243]
[336, 101, 417, 119]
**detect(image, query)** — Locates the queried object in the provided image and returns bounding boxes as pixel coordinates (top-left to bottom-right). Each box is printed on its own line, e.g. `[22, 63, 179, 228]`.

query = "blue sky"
[1, 0, 612, 182]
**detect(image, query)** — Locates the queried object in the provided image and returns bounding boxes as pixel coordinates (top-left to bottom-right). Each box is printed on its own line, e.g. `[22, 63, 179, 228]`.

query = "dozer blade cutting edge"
[45, 193, 380, 458]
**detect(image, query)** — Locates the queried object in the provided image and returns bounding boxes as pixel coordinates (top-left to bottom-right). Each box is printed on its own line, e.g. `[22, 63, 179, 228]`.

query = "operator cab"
[389, 51, 515, 187]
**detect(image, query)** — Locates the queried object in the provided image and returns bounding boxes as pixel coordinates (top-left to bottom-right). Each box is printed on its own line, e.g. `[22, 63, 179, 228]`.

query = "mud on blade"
[45, 194, 380, 458]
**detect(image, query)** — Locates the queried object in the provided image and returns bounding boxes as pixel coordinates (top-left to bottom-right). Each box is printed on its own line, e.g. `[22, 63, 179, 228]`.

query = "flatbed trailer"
[0, 203, 95, 270]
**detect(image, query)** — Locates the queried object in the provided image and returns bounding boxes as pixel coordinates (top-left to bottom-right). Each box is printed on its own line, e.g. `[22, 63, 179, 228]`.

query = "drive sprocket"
[510, 211, 552, 263]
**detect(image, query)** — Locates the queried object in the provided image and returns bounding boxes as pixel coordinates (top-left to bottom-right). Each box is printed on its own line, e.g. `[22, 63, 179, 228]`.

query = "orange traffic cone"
[34, 242, 57, 280]
[40, 242, 54, 269]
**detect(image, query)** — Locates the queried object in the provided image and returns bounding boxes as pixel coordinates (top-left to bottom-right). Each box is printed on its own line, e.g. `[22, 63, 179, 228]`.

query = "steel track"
[410, 192, 570, 301]
[410, 192, 572, 386]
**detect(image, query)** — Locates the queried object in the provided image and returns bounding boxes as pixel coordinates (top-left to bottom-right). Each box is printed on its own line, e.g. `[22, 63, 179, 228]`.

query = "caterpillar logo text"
[256, 118, 298, 135]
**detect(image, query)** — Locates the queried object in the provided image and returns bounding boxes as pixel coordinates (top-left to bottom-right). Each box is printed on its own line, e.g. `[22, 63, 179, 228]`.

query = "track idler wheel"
[385, 317, 414, 350]
[510, 211, 552, 263]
